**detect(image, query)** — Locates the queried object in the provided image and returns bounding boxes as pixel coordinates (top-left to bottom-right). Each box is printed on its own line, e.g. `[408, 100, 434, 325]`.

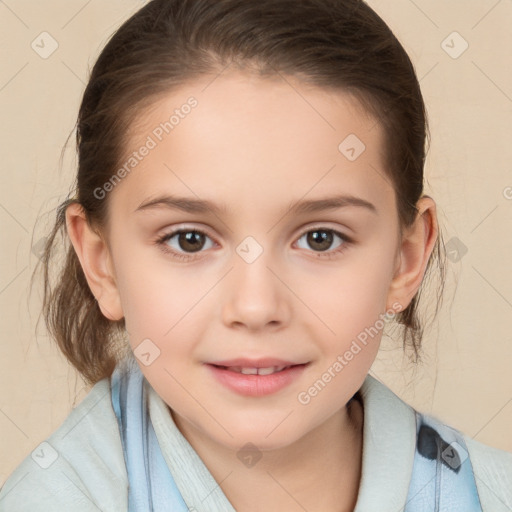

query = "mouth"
[211, 364, 298, 375]
[206, 361, 310, 396]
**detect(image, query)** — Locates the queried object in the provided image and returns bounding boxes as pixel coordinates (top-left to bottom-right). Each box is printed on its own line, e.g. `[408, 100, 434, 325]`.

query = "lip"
[207, 357, 307, 368]
[205, 360, 310, 397]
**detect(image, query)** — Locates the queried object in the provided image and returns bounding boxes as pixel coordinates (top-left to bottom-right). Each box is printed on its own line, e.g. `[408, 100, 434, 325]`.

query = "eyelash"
[155, 227, 353, 262]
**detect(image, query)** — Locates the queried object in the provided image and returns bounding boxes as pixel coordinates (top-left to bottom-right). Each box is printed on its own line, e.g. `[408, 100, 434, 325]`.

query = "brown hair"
[34, 0, 446, 385]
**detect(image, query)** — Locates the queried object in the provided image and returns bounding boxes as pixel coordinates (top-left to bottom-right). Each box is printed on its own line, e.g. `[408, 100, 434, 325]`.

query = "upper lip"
[207, 358, 308, 368]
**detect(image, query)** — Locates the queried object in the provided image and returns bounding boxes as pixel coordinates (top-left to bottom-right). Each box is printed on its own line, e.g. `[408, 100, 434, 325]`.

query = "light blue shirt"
[1, 358, 511, 511]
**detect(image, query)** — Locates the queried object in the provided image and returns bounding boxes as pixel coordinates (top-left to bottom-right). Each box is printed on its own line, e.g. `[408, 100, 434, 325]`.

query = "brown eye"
[307, 230, 333, 251]
[177, 231, 206, 252]
[160, 230, 215, 254]
[296, 229, 346, 253]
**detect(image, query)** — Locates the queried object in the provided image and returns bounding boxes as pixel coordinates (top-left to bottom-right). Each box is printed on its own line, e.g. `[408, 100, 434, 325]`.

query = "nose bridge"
[221, 236, 290, 329]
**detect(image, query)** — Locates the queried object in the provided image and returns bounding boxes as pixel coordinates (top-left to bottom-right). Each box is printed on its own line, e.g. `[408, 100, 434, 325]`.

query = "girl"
[1, 0, 511, 510]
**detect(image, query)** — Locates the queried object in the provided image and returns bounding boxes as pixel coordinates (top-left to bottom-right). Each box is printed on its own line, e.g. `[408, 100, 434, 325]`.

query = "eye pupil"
[307, 230, 333, 251]
[179, 231, 205, 252]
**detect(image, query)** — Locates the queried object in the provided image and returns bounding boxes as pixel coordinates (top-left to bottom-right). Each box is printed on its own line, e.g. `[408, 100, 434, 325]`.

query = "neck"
[171, 396, 364, 512]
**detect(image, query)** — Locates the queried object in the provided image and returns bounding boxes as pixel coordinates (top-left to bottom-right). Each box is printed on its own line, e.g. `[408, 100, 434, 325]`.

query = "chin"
[220, 420, 307, 452]
[221, 432, 299, 455]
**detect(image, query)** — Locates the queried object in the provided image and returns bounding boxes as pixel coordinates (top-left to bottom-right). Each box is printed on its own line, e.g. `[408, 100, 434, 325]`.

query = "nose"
[221, 249, 291, 331]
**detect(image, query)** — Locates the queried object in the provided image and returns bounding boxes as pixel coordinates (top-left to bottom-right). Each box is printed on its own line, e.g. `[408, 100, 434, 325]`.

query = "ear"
[65, 202, 124, 321]
[386, 196, 438, 311]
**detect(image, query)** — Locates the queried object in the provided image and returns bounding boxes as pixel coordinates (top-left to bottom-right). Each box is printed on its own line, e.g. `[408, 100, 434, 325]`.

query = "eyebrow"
[134, 194, 378, 216]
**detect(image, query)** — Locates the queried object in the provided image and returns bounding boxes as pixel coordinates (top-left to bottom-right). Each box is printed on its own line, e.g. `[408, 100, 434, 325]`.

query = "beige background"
[1, 0, 511, 483]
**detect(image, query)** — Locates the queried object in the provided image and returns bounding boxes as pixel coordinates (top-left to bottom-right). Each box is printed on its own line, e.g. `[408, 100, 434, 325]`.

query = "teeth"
[232, 365, 288, 375]
[257, 367, 276, 375]
[240, 367, 258, 375]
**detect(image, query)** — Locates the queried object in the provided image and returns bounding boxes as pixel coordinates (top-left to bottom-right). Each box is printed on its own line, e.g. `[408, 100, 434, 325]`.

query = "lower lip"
[206, 364, 308, 397]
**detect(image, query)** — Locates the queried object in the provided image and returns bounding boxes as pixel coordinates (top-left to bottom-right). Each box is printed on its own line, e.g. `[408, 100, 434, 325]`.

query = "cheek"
[292, 243, 398, 385]
[113, 250, 185, 340]
[300, 249, 395, 335]
[108, 235, 217, 396]
[114, 258, 206, 396]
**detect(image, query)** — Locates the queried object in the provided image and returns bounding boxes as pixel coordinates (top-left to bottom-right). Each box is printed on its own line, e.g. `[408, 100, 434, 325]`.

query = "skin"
[66, 70, 438, 511]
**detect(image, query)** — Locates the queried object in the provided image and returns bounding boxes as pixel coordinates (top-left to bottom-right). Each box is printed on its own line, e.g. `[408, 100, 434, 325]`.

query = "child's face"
[105, 71, 404, 451]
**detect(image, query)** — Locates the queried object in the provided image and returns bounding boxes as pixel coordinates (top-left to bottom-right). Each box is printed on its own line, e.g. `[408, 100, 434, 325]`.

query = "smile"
[216, 365, 291, 375]
[206, 363, 309, 396]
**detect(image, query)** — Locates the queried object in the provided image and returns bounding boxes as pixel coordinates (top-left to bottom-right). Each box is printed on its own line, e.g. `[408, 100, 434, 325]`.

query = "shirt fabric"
[1, 359, 511, 511]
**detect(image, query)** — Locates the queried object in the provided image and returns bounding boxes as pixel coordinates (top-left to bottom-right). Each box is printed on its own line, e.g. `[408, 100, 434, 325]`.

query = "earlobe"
[386, 196, 438, 311]
[65, 203, 124, 321]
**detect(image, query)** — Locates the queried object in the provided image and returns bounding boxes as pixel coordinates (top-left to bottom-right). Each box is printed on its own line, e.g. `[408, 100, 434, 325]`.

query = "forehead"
[110, 71, 395, 221]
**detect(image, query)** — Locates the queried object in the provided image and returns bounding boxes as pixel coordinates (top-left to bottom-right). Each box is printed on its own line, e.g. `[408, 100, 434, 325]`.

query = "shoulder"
[416, 409, 512, 511]
[359, 376, 512, 510]
[463, 435, 512, 511]
[0, 378, 127, 512]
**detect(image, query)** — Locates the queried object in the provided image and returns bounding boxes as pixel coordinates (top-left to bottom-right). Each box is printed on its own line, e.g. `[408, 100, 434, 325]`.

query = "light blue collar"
[111, 357, 190, 511]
